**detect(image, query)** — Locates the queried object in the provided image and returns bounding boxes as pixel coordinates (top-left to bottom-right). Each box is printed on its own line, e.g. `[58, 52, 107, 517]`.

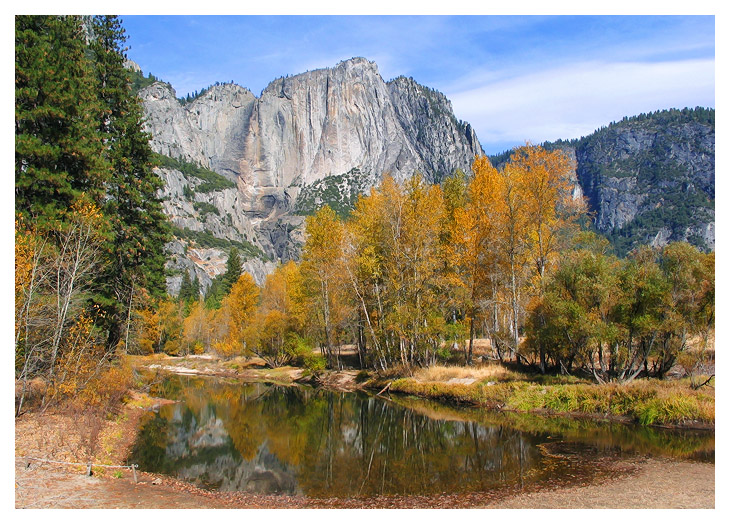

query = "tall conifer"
[222, 248, 243, 295]
[15, 15, 109, 227]
[88, 15, 170, 348]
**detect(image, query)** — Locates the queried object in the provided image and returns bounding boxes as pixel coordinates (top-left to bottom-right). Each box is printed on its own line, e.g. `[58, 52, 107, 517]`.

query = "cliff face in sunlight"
[137, 57, 483, 292]
[543, 108, 714, 255]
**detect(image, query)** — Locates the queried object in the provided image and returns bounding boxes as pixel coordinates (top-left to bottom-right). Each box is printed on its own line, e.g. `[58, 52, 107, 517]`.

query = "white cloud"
[448, 58, 715, 151]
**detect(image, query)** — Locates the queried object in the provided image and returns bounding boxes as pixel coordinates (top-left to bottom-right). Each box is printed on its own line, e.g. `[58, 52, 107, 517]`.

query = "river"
[130, 374, 714, 498]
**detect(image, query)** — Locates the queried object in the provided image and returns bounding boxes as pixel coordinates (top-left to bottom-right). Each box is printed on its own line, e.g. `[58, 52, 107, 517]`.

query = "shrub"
[153, 153, 235, 192]
[303, 354, 327, 374]
[435, 345, 452, 362]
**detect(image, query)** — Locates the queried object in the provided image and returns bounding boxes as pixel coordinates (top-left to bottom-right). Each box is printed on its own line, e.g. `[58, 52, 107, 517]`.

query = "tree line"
[131, 145, 713, 385]
[15, 16, 714, 410]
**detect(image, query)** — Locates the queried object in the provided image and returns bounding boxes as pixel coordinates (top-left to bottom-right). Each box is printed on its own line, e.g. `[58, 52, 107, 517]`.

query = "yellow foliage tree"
[449, 156, 504, 363]
[212, 273, 259, 358]
[299, 206, 351, 368]
[450, 147, 585, 366]
[251, 261, 303, 366]
[15, 199, 111, 413]
[346, 174, 447, 368]
[182, 300, 210, 354]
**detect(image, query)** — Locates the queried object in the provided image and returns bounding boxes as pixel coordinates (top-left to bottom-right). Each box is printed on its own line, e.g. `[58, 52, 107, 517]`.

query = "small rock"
[152, 478, 162, 485]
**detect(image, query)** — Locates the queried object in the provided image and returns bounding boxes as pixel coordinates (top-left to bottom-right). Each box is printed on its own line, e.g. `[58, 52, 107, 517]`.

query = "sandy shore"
[487, 456, 714, 509]
[15, 455, 713, 509]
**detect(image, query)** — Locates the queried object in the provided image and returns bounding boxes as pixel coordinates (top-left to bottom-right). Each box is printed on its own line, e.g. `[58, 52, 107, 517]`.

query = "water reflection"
[130, 375, 714, 497]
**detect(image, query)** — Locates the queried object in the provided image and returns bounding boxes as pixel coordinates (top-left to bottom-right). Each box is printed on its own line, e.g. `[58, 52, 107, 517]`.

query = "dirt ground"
[15, 451, 714, 509]
[487, 456, 714, 509]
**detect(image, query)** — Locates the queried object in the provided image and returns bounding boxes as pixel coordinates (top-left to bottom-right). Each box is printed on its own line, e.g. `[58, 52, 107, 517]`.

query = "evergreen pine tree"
[191, 274, 200, 301]
[15, 15, 109, 228]
[179, 270, 193, 302]
[222, 247, 243, 295]
[204, 275, 225, 310]
[88, 15, 170, 349]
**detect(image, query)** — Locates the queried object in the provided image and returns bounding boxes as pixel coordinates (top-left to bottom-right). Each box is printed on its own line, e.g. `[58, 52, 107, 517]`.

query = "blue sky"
[121, 15, 715, 155]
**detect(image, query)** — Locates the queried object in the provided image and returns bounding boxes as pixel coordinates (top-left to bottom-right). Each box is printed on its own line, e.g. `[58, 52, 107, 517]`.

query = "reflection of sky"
[122, 15, 714, 155]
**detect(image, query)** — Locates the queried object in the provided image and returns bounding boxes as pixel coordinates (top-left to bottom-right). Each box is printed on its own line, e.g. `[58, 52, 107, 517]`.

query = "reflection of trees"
[132, 376, 714, 498]
[130, 411, 172, 472]
[287, 394, 545, 497]
[393, 396, 715, 461]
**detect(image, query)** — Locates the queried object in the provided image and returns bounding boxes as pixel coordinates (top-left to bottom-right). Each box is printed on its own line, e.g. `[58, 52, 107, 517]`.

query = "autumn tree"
[346, 175, 448, 369]
[15, 200, 110, 413]
[452, 147, 584, 366]
[299, 206, 352, 368]
[510, 145, 585, 370]
[212, 273, 260, 358]
[182, 300, 210, 354]
[448, 156, 504, 363]
[250, 261, 304, 367]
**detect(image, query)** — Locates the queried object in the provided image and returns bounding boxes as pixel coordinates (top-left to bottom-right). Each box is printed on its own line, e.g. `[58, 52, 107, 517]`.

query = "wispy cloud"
[449, 58, 715, 153]
[122, 15, 715, 154]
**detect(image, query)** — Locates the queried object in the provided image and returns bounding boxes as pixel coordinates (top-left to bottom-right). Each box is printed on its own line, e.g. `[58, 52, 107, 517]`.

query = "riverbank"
[15, 451, 713, 509]
[374, 365, 715, 429]
[131, 353, 715, 429]
[15, 359, 714, 509]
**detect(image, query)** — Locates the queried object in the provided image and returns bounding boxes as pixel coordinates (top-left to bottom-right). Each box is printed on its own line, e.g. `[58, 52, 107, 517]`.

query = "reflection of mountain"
[132, 376, 715, 498]
[149, 403, 300, 494]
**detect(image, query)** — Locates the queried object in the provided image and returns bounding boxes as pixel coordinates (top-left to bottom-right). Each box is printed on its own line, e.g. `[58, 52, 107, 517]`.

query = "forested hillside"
[518, 108, 714, 256]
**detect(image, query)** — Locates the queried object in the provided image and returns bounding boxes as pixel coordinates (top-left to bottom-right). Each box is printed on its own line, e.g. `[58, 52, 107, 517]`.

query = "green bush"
[435, 345, 452, 362]
[153, 153, 235, 192]
[303, 354, 327, 374]
[193, 201, 220, 216]
[283, 334, 326, 374]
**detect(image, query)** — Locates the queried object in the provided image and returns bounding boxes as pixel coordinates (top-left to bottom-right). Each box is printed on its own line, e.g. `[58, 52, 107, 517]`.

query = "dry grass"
[413, 362, 524, 383]
[389, 368, 714, 426]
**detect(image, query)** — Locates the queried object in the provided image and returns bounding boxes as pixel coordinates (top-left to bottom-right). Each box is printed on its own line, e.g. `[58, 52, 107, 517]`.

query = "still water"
[130, 375, 714, 498]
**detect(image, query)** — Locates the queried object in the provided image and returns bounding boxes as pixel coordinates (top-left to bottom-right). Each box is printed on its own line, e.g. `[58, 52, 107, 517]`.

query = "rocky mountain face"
[542, 108, 715, 255]
[137, 57, 483, 294]
[138, 56, 713, 294]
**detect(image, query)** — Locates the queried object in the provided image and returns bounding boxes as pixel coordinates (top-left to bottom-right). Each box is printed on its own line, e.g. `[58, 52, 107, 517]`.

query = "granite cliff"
[542, 108, 715, 255]
[136, 58, 713, 294]
[137, 57, 483, 293]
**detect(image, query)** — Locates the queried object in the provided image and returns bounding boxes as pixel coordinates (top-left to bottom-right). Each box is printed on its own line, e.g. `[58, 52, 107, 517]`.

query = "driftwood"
[377, 381, 392, 396]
